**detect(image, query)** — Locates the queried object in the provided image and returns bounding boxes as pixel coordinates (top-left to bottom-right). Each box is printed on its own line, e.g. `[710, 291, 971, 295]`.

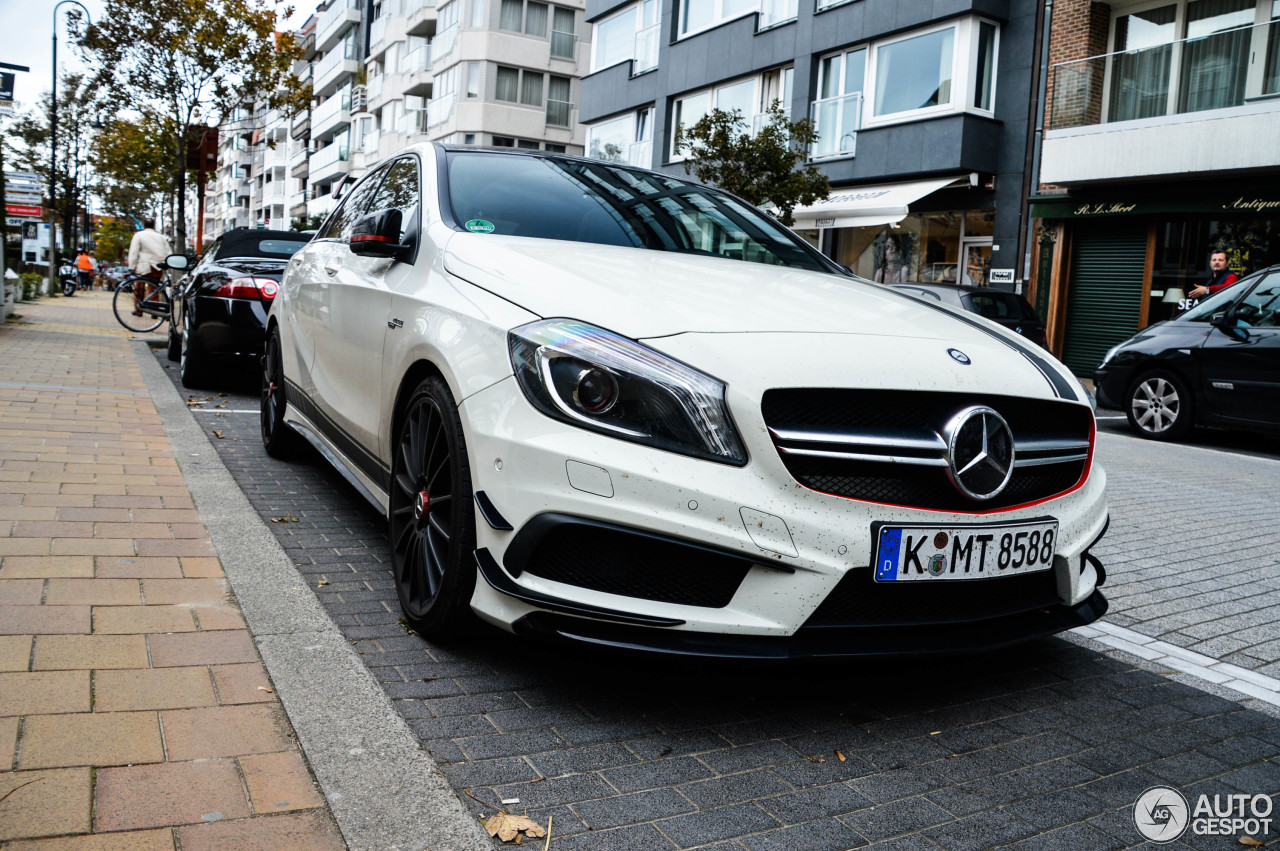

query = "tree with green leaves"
[91, 116, 171, 222]
[93, 216, 137, 264]
[675, 101, 829, 227]
[80, 0, 309, 252]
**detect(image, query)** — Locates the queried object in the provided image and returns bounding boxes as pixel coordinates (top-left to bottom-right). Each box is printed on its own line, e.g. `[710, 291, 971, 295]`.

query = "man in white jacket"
[126, 219, 173, 316]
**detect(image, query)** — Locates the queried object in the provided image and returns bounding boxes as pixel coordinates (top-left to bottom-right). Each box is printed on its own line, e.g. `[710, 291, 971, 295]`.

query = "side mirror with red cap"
[349, 209, 412, 262]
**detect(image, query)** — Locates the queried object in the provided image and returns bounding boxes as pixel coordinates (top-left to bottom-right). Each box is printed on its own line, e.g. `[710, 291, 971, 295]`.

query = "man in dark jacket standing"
[1189, 249, 1239, 299]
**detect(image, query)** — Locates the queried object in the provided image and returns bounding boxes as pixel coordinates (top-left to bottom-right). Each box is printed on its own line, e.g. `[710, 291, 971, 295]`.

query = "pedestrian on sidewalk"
[1188, 248, 1240, 300]
[75, 247, 96, 291]
[127, 218, 172, 316]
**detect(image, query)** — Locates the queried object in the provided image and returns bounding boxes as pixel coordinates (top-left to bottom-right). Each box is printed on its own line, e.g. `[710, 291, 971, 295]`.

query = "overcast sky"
[0, 0, 304, 121]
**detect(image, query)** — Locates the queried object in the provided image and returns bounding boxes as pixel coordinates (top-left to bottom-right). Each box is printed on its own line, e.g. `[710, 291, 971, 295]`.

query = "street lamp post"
[47, 0, 92, 296]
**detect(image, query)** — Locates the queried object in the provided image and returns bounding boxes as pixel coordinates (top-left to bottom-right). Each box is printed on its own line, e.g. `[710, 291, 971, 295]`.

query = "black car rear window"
[216, 230, 310, 260]
[444, 152, 832, 272]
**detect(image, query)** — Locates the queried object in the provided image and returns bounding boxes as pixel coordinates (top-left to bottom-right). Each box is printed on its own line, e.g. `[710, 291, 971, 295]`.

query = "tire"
[179, 321, 212, 389]
[389, 376, 477, 639]
[261, 328, 303, 458]
[166, 324, 182, 362]
[1126, 369, 1194, 441]
[112, 279, 167, 333]
[61, 279, 75, 296]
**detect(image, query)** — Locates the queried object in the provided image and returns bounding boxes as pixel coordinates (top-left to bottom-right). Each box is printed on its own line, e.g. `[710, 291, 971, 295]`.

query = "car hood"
[443, 233, 1083, 403]
[447, 234, 957, 338]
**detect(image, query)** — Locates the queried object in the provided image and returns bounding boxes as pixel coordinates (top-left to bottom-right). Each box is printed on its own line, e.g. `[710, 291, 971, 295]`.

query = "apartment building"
[579, 0, 1042, 290]
[268, 0, 593, 229]
[1028, 0, 1280, 375]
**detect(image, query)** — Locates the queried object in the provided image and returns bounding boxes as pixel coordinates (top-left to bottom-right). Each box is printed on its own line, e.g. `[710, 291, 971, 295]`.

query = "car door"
[1199, 271, 1280, 426]
[306, 165, 395, 486]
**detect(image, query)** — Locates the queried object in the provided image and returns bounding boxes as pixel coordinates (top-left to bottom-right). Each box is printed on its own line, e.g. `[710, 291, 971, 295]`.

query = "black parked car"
[889, 282, 1048, 348]
[171, 228, 311, 388]
[1094, 266, 1280, 441]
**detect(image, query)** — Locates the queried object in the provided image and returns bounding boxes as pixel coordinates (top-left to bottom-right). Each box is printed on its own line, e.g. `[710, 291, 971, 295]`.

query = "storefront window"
[1149, 214, 1280, 324]
[833, 210, 974, 283]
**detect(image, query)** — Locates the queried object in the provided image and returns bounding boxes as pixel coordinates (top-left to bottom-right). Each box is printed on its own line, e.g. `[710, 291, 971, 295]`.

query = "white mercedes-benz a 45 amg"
[262, 144, 1109, 658]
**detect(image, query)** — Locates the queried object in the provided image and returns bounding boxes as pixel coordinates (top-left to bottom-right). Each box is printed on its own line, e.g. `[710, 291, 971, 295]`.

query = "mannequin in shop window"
[874, 233, 912, 283]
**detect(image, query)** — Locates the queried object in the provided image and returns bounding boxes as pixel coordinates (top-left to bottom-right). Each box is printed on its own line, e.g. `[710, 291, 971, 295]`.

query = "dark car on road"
[889, 282, 1048, 348]
[1095, 265, 1280, 441]
[171, 228, 311, 388]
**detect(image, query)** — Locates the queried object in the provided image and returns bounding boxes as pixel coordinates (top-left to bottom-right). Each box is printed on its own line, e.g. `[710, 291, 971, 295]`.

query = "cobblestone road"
[157, 358, 1280, 850]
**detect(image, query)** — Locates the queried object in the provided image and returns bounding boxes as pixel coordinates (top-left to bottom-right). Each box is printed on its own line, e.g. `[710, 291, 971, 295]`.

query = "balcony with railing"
[370, 14, 388, 51]
[1043, 18, 1280, 183]
[314, 40, 359, 93]
[550, 29, 577, 60]
[406, 0, 436, 36]
[366, 73, 384, 103]
[809, 91, 861, 160]
[431, 24, 459, 65]
[317, 0, 360, 52]
[362, 128, 381, 154]
[402, 45, 433, 96]
[309, 141, 351, 183]
[312, 86, 352, 138]
[426, 91, 455, 127]
[289, 141, 310, 176]
[759, 0, 796, 28]
[633, 23, 659, 75]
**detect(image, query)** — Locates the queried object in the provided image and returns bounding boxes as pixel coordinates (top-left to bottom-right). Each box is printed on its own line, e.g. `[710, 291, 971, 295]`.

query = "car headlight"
[509, 319, 748, 466]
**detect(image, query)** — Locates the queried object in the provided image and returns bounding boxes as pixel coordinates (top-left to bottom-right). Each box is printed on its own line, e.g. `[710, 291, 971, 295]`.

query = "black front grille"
[521, 524, 753, 608]
[763, 389, 1092, 511]
[804, 568, 1063, 628]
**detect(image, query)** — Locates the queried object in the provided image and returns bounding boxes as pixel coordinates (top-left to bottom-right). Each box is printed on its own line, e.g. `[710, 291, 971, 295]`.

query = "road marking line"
[1071, 622, 1280, 707]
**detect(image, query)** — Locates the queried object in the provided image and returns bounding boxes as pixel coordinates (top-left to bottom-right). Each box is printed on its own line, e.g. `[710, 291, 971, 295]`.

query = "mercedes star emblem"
[944, 406, 1015, 500]
[947, 348, 971, 364]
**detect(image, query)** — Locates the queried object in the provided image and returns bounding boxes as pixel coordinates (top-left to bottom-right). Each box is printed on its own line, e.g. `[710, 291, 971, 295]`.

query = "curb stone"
[133, 340, 492, 851]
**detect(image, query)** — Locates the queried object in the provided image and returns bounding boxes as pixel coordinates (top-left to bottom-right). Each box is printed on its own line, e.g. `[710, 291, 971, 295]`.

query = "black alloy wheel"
[261, 327, 302, 458]
[1126, 369, 1194, 441]
[389, 376, 477, 638]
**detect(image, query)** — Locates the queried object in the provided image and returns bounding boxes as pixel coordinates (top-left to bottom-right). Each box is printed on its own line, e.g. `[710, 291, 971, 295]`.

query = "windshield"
[1178, 275, 1254, 322]
[444, 152, 833, 273]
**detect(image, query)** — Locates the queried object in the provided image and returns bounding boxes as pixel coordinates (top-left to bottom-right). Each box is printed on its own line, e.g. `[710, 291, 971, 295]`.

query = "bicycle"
[112, 265, 175, 333]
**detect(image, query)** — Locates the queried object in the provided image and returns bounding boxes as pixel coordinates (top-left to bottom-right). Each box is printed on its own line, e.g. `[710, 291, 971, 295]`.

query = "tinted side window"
[1235, 272, 1280, 328]
[964, 293, 1018, 319]
[198, 238, 221, 268]
[367, 158, 420, 245]
[318, 165, 390, 241]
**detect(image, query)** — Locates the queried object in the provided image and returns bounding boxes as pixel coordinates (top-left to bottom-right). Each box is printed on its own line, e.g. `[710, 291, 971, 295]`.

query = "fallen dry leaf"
[317, 579, 329, 587]
[212, 430, 224, 439]
[930, 731, 941, 736]
[484, 813, 546, 843]
[835, 750, 846, 762]
[658, 746, 673, 757]
[808, 756, 825, 763]
[1239, 838, 1265, 848]
[257, 686, 273, 693]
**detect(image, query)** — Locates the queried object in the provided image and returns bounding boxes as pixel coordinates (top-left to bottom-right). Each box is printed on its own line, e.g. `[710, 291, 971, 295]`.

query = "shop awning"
[788, 176, 966, 230]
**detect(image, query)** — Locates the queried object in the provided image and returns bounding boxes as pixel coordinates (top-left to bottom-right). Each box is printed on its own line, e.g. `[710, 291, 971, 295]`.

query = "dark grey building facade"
[579, 0, 1040, 289]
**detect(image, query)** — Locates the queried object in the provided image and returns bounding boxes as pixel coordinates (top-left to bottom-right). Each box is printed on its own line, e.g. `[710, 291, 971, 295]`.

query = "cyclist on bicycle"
[75, 248, 95, 291]
[126, 218, 172, 316]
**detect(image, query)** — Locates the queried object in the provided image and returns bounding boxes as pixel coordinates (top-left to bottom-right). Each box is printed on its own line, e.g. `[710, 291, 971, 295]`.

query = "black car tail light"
[214, 276, 279, 300]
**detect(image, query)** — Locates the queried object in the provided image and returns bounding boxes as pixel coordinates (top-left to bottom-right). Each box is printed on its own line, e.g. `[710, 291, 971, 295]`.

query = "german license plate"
[873, 520, 1058, 582]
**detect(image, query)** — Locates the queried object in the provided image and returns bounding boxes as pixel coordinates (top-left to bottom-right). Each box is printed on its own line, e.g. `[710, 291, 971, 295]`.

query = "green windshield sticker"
[465, 219, 495, 233]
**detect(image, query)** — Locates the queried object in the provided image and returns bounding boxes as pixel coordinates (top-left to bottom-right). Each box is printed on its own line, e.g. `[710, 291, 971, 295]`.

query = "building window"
[545, 143, 567, 152]
[500, 0, 570, 37]
[974, 21, 997, 110]
[679, 0, 756, 38]
[671, 77, 756, 159]
[496, 66, 520, 101]
[592, 0, 659, 73]
[492, 136, 516, 146]
[467, 62, 481, 98]
[517, 139, 541, 149]
[587, 105, 654, 166]
[547, 75, 573, 125]
[521, 70, 544, 106]
[464, 133, 477, 144]
[472, 0, 486, 27]
[551, 7, 576, 58]
[874, 27, 954, 117]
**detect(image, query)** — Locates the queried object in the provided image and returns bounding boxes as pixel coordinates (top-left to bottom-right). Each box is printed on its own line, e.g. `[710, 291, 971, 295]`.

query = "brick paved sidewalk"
[0, 291, 345, 849]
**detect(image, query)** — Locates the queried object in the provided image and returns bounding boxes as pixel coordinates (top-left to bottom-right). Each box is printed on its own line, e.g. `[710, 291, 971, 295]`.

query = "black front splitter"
[509, 591, 1109, 661]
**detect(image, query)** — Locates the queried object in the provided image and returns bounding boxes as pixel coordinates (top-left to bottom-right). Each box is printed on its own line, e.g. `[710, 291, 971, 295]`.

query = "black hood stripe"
[897, 294, 1078, 402]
